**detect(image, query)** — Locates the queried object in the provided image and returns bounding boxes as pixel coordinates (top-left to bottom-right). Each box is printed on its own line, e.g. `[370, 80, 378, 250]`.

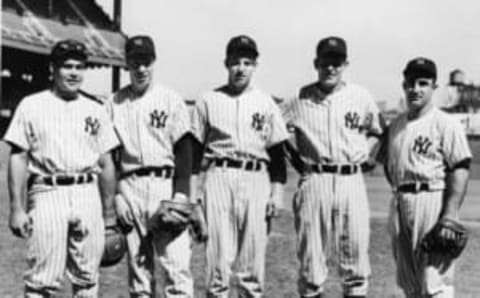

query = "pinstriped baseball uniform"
[108, 84, 193, 297]
[191, 87, 289, 297]
[284, 82, 383, 297]
[384, 108, 472, 297]
[3, 90, 119, 297]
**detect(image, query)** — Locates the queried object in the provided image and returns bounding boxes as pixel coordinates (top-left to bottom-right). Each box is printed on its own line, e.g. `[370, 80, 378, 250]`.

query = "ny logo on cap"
[416, 59, 425, 65]
[328, 39, 338, 46]
[240, 37, 249, 44]
[134, 38, 143, 46]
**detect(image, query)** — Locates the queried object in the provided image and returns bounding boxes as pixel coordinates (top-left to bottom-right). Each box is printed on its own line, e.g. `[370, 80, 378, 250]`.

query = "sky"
[87, 0, 480, 109]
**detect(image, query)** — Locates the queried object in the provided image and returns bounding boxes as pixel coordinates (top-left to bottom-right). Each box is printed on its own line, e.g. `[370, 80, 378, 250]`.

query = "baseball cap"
[226, 35, 259, 58]
[125, 35, 156, 61]
[316, 36, 347, 60]
[403, 57, 437, 80]
[50, 39, 88, 64]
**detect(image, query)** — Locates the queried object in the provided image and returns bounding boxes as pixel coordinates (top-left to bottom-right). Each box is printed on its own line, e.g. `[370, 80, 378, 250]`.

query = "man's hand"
[9, 208, 32, 238]
[190, 202, 208, 243]
[114, 194, 134, 232]
[266, 183, 284, 234]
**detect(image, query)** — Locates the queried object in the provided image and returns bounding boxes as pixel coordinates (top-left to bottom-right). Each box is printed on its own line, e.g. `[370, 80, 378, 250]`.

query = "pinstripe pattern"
[204, 166, 270, 298]
[108, 84, 191, 172]
[389, 191, 454, 297]
[191, 87, 289, 161]
[3, 90, 118, 297]
[118, 176, 193, 298]
[386, 108, 472, 189]
[25, 183, 105, 297]
[109, 83, 193, 297]
[284, 82, 382, 297]
[284, 82, 383, 165]
[385, 107, 472, 298]
[4, 90, 118, 176]
[294, 172, 370, 297]
[191, 87, 289, 297]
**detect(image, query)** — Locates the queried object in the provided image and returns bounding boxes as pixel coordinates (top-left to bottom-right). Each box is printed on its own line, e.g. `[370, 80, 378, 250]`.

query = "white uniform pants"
[118, 175, 193, 298]
[25, 183, 105, 298]
[204, 166, 271, 298]
[293, 172, 371, 297]
[389, 191, 455, 298]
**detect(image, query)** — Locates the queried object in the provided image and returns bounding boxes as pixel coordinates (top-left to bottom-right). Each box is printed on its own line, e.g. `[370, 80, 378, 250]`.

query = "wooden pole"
[112, 0, 122, 92]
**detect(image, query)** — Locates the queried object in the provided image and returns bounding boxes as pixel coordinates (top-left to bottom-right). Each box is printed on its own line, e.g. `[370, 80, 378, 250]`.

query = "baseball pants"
[293, 172, 371, 297]
[118, 175, 193, 298]
[203, 165, 271, 298]
[389, 191, 455, 298]
[25, 182, 105, 298]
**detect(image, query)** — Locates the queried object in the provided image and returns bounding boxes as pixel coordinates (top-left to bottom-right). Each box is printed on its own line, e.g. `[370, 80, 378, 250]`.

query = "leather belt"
[214, 158, 267, 171]
[34, 173, 95, 186]
[311, 163, 368, 175]
[120, 166, 174, 180]
[396, 182, 431, 193]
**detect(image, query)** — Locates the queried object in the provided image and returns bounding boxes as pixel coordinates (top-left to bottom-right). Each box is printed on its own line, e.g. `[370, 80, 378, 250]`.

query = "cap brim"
[227, 48, 258, 58]
[403, 69, 436, 79]
[126, 50, 156, 61]
[52, 52, 88, 63]
[317, 50, 346, 60]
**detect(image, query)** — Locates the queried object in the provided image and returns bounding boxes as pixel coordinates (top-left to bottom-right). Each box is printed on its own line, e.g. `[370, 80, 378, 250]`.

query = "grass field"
[0, 142, 479, 297]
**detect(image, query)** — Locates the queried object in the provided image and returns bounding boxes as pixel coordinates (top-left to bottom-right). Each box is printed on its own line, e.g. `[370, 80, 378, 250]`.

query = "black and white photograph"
[1, 1, 480, 297]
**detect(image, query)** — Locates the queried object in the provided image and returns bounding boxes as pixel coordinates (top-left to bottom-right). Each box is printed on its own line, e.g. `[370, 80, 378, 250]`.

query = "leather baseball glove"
[149, 199, 208, 243]
[420, 217, 469, 259]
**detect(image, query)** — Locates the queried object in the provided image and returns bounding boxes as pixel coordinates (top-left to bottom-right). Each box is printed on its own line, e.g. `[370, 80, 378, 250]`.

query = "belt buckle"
[340, 165, 349, 175]
[415, 181, 421, 192]
[50, 175, 58, 186]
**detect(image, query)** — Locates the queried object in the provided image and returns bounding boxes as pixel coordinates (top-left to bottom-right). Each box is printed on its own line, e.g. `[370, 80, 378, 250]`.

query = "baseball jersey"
[108, 84, 191, 172]
[191, 87, 289, 161]
[385, 107, 472, 189]
[284, 82, 383, 164]
[3, 90, 119, 175]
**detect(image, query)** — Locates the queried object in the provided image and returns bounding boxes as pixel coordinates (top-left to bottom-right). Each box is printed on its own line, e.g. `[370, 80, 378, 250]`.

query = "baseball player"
[379, 58, 472, 298]
[108, 35, 201, 298]
[282, 36, 383, 298]
[3, 39, 119, 297]
[190, 35, 289, 297]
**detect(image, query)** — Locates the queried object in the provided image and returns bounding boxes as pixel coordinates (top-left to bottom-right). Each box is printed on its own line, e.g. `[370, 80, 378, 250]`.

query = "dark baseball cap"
[316, 36, 347, 60]
[226, 35, 259, 58]
[125, 35, 156, 61]
[403, 57, 437, 80]
[50, 39, 88, 64]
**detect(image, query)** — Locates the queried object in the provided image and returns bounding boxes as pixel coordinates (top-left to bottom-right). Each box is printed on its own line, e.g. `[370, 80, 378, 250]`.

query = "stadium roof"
[2, 0, 126, 67]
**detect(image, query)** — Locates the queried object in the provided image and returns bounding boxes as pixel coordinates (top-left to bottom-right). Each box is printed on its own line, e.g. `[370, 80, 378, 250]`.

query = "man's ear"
[313, 58, 319, 70]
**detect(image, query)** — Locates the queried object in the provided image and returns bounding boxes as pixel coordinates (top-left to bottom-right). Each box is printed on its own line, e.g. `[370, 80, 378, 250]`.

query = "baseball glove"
[420, 217, 469, 259]
[101, 225, 127, 267]
[149, 200, 208, 243]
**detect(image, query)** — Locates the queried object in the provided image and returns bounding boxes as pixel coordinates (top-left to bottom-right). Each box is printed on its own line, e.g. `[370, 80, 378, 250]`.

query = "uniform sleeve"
[364, 92, 385, 137]
[267, 98, 289, 147]
[190, 98, 209, 144]
[170, 96, 191, 144]
[97, 109, 120, 154]
[3, 99, 31, 151]
[442, 118, 472, 168]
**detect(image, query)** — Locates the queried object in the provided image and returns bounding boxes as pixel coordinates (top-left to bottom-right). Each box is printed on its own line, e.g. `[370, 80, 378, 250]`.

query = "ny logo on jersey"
[413, 135, 433, 155]
[85, 116, 100, 136]
[345, 112, 360, 130]
[150, 109, 168, 128]
[251, 112, 266, 131]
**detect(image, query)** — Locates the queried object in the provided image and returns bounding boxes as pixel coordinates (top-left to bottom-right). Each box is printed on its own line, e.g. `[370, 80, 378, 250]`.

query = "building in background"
[1, 0, 126, 135]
